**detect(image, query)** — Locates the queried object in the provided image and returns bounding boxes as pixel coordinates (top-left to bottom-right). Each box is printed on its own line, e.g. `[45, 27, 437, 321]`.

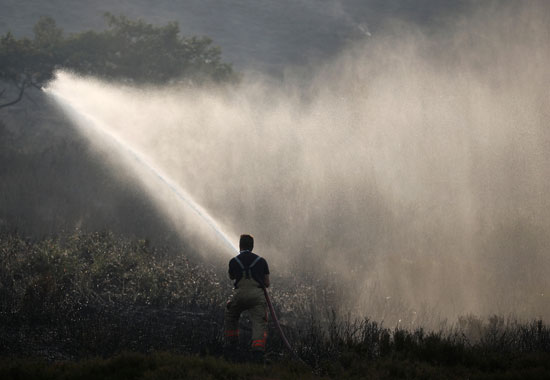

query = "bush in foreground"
[1, 231, 550, 378]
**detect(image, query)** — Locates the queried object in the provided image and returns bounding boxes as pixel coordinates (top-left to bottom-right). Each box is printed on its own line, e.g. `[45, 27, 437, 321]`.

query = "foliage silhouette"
[0, 14, 236, 109]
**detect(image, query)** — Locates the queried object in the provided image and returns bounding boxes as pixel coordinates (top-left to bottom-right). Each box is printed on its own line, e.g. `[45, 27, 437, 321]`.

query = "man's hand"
[264, 274, 270, 288]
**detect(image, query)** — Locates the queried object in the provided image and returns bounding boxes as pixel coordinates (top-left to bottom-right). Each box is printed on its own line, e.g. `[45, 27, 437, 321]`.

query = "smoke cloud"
[47, 1, 550, 323]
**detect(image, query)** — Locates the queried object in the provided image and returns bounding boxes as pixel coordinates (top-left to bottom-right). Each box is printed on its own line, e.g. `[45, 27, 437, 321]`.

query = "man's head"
[239, 234, 254, 251]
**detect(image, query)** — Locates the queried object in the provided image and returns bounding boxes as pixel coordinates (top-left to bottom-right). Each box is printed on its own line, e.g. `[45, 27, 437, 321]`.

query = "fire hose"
[262, 286, 306, 364]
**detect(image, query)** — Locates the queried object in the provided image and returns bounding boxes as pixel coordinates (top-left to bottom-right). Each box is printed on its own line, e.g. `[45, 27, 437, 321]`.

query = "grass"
[1, 230, 550, 378]
[0, 352, 322, 380]
[1, 351, 550, 379]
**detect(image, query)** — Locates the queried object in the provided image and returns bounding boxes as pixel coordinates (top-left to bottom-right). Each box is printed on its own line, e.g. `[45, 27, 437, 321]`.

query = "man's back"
[229, 250, 269, 288]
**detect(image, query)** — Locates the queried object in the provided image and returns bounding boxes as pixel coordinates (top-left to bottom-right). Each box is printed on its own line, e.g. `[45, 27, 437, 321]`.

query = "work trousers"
[224, 278, 268, 351]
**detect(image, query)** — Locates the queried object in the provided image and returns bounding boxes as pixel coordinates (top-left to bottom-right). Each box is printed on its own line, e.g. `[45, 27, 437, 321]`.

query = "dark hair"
[239, 234, 254, 251]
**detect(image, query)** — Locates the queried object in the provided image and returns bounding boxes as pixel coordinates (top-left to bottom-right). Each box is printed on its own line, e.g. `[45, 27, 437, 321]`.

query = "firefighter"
[224, 234, 270, 359]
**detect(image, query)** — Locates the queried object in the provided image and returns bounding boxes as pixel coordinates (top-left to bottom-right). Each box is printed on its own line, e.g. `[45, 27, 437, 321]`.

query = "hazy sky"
[0, 0, 471, 74]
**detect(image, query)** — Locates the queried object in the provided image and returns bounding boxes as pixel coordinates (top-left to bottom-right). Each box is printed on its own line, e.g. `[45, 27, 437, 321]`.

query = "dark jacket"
[228, 250, 269, 288]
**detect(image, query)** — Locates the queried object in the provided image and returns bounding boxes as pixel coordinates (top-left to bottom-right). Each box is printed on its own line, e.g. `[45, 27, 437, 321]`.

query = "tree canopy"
[0, 14, 237, 108]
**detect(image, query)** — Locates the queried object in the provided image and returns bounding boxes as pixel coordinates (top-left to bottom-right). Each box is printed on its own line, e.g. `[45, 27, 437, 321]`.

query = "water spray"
[45, 86, 238, 254]
[46, 81, 301, 362]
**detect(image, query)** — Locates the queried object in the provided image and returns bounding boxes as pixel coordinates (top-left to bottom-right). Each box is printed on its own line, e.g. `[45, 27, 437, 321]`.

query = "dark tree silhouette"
[0, 14, 236, 110]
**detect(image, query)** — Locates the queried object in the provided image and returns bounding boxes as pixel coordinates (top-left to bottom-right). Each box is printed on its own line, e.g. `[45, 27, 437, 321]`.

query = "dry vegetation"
[1, 230, 549, 378]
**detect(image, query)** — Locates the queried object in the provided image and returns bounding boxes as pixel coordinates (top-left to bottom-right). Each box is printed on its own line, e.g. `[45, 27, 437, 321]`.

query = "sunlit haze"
[45, 2, 550, 324]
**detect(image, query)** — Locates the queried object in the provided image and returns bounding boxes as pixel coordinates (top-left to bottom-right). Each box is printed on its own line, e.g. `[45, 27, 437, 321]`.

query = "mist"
[46, 2, 550, 323]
